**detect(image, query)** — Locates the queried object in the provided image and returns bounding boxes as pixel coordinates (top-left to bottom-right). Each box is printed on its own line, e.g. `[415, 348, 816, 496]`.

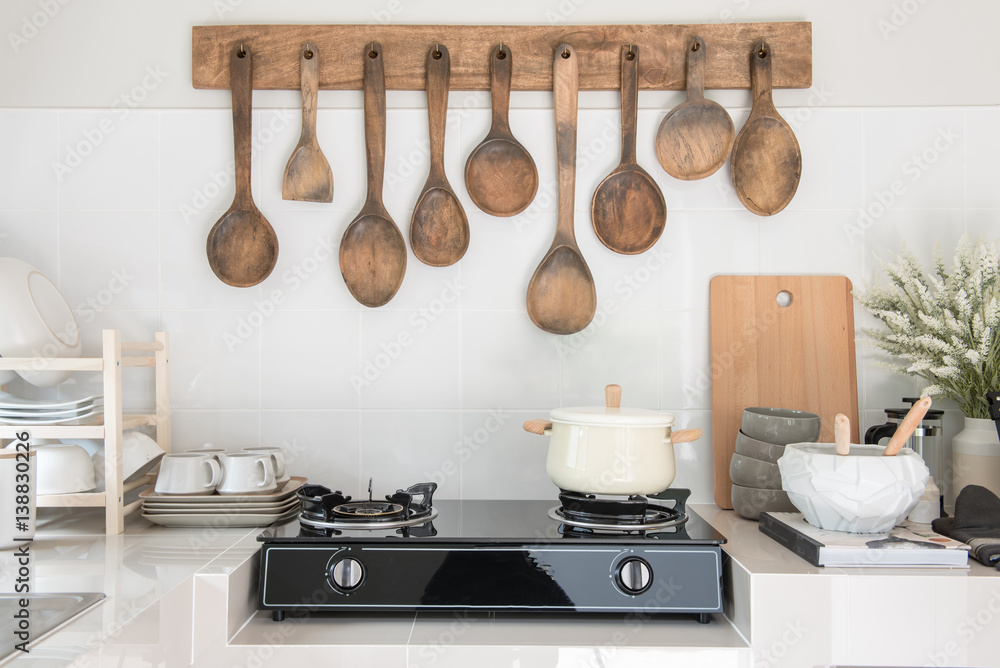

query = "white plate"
[0, 402, 102, 418]
[141, 508, 300, 528]
[138, 476, 306, 504]
[0, 408, 102, 425]
[0, 391, 101, 410]
[141, 499, 299, 515]
[142, 498, 298, 512]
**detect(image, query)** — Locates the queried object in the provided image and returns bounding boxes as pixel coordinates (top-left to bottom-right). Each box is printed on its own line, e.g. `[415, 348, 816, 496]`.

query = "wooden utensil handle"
[750, 41, 774, 113]
[619, 45, 638, 165]
[299, 43, 319, 143]
[230, 43, 253, 209]
[605, 384, 622, 408]
[553, 43, 578, 243]
[835, 413, 851, 456]
[489, 44, 512, 134]
[426, 44, 450, 171]
[685, 37, 706, 100]
[672, 428, 703, 444]
[523, 419, 552, 435]
[883, 396, 932, 456]
[363, 43, 387, 207]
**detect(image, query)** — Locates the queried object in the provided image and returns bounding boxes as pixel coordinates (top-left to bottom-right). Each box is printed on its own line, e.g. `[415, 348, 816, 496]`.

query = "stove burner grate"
[297, 481, 437, 532]
[333, 501, 404, 518]
[551, 489, 690, 533]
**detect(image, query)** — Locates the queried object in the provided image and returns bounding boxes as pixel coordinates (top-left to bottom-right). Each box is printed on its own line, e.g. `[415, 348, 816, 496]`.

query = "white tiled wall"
[0, 100, 989, 502]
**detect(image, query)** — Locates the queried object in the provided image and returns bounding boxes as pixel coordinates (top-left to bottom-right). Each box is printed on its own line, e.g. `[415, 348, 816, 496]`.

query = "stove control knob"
[616, 557, 652, 595]
[330, 557, 364, 591]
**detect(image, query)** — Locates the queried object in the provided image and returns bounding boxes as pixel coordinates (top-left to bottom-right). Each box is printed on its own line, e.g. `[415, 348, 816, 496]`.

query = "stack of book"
[759, 512, 970, 568]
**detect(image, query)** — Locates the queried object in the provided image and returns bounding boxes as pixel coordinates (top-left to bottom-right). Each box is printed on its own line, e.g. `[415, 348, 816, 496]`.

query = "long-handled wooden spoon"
[883, 396, 932, 456]
[339, 43, 406, 307]
[835, 413, 851, 456]
[591, 45, 666, 255]
[282, 43, 334, 203]
[656, 36, 735, 181]
[206, 44, 278, 288]
[525, 44, 596, 335]
[411, 45, 469, 267]
[465, 44, 539, 217]
[730, 41, 801, 216]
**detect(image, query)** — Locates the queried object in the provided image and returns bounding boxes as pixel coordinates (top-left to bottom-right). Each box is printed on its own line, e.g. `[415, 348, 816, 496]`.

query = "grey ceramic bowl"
[729, 452, 782, 489]
[731, 483, 797, 521]
[741, 407, 821, 445]
[735, 429, 786, 464]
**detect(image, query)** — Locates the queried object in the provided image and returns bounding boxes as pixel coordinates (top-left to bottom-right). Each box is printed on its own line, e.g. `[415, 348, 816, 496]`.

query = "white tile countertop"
[3, 505, 999, 667]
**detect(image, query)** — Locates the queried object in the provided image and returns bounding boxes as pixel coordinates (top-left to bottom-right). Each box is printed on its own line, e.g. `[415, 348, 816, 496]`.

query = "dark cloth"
[933, 485, 1000, 569]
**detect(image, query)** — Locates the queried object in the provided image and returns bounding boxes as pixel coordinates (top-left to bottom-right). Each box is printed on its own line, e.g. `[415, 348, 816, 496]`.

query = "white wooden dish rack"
[0, 330, 171, 534]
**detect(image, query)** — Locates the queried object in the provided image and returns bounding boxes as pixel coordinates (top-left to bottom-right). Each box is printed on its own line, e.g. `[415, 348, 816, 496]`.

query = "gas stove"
[257, 482, 726, 623]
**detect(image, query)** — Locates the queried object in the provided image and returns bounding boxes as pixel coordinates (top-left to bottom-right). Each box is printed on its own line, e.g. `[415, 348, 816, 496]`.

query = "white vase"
[949, 417, 1000, 508]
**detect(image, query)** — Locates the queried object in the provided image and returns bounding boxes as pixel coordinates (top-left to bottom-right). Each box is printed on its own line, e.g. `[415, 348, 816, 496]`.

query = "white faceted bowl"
[777, 443, 929, 534]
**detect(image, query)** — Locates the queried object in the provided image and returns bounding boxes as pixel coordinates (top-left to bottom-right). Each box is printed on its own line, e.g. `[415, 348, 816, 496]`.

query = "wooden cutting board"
[710, 275, 859, 509]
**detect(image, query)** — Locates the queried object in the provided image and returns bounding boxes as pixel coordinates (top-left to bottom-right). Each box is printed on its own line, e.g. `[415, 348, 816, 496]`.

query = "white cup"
[0, 446, 36, 550]
[184, 446, 226, 463]
[154, 453, 222, 495]
[243, 447, 288, 489]
[217, 453, 276, 495]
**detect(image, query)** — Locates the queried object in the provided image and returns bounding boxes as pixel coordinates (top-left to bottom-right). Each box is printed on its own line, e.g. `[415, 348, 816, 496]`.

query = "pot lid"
[550, 405, 674, 428]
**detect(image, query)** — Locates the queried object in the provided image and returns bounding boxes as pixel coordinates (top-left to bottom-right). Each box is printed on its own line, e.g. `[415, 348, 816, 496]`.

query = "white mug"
[217, 453, 276, 495]
[154, 453, 222, 495]
[243, 447, 288, 488]
[0, 445, 36, 550]
[184, 446, 226, 463]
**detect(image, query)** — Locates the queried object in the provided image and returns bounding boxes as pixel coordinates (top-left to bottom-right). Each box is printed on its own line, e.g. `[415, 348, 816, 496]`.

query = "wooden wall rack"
[0, 330, 171, 535]
[192, 23, 811, 92]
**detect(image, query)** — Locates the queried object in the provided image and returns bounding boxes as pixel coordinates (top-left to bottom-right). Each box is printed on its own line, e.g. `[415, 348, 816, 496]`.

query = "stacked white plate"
[0, 391, 104, 425]
[138, 476, 306, 527]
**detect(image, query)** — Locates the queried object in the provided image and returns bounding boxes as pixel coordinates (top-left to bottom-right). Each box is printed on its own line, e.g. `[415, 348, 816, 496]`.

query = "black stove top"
[257, 484, 725, 622]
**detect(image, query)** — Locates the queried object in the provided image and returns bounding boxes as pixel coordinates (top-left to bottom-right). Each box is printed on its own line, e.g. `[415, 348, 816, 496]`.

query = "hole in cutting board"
[776, 290, 793, 307]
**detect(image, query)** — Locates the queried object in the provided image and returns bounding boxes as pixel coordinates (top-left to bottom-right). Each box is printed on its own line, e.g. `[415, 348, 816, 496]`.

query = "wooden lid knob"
[605, 384, 622, 408]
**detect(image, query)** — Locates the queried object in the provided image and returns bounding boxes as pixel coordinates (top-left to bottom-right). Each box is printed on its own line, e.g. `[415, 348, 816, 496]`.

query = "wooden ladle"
[655, 36, 735, 181]
[465, 44, 539, 217]
[883, 396, 932, 456]
[339, 43, 406, 307]
[730, 41, 802, 216]
[526, 44, 596, 335]
[206, 44, 278, 288]
[411, 45, 469, 267]
[591, 45, 666, 255]
[282, 43, 334, 203]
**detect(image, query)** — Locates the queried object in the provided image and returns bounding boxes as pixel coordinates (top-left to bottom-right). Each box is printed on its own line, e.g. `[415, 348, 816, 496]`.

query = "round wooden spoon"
[282, 43, 334, 203]
[834, 413, 851, 456]
[339, 43, 406, 307]
[591, 45, 666, 255]
[883, 396, 932, 456]
[655, 36, 735, 181]
[526, 44, 596, 336]
[411, 45, 469, 267]
[730, 41, 801, 216]
[206, 44, 278, 288]
[465, 45, 538, 217]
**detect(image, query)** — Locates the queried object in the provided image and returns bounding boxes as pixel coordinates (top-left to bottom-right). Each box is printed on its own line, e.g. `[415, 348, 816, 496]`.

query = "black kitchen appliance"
[988, 392, 1000, 442]
[257, 482, 726, 623]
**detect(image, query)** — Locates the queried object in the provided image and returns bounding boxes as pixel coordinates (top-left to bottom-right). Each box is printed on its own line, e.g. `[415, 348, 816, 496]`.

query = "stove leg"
[272, 610, 286, 622]
[696, 613, 710, 624]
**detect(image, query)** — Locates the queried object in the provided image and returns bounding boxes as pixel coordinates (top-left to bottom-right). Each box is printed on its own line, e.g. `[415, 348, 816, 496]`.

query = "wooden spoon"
[730, 41, 801, 216]
[206, 44, 278, 288]
[465, 44, 539, 217]
[834, 413, 851, 456]
[883, 396, 932, 456]
[655, 36, 735, 181]
[410, 45, 469, 267]
[339, 43, 406, 307]
[525, 44, 596, 336]
[282, 43, 334, 203]
[591, 45, 666, 255]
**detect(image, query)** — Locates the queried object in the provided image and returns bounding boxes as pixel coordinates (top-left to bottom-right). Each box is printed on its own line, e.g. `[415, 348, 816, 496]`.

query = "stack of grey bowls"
[731, 407, 821, 520]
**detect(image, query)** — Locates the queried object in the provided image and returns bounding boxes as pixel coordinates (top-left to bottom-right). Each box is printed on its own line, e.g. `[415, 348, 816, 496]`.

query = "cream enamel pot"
[523, 385, 702, 495]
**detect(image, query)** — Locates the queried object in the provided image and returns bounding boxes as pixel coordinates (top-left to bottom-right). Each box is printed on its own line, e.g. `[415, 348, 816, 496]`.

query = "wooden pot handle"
[523, 419, 553, 435]
[671, 428, 703, 444]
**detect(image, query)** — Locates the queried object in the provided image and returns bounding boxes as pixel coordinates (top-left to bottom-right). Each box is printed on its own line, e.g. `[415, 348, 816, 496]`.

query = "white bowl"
[92, 431, 165, 485]
[0, 257, 80, 387]
[777, 442, 929, 534]
[33, 444, 96, 495]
